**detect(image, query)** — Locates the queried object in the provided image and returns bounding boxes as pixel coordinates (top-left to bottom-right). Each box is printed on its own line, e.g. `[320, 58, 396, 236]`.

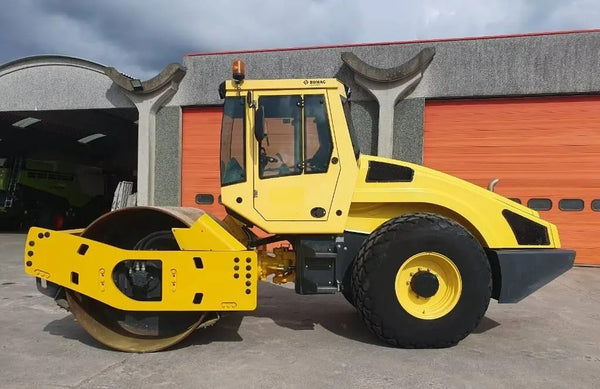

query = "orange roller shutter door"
[424, 96, 600, 265]
[181, 107, 226, 219]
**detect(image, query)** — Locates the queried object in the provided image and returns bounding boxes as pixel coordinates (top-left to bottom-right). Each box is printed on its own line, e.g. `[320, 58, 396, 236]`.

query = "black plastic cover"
[295, 237, 337, 294]
[502, 210, 550, 245]
[487, 248, 575, 303]
[335, 232, 367, 283]
[366, 161, 414, 183]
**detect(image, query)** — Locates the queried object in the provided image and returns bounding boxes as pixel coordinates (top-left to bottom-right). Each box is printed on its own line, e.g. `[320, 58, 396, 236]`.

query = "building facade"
[1, 30, 599, 264]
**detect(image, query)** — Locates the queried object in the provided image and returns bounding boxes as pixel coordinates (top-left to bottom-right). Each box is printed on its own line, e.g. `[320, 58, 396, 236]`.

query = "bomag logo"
[303, 79, 327, 85]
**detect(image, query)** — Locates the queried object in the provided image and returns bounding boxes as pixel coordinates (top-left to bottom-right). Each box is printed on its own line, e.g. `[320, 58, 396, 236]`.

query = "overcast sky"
[0, 0, 597, 79]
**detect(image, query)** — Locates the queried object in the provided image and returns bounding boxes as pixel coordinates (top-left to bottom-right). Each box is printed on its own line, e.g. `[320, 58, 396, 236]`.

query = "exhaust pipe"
[487, 178, 500, 192]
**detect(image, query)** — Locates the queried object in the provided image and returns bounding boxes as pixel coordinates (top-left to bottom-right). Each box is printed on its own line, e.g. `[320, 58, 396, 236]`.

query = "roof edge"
[0, 55, 108, 74]
[185, 28, 600, 57]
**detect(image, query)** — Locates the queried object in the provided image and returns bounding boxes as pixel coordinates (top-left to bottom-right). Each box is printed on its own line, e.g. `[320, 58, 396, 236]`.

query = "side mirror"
[218, 82, 226, 99]
[254, 106, 265, 143]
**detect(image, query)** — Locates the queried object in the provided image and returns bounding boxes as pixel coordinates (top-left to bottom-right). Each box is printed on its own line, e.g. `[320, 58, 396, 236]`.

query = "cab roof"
[224, 78, 344, 92]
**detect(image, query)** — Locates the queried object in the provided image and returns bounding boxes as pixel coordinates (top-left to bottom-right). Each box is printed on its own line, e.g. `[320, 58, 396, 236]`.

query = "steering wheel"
[260, 149, 292, 175]
[260, 147, 280, 166]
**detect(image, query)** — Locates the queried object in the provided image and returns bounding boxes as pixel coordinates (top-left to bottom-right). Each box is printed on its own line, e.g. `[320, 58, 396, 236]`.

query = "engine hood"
[345, 155, 559, 249]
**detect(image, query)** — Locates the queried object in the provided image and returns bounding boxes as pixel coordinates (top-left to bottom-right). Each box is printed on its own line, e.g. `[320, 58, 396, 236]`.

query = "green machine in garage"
[0, 157, 110, 230]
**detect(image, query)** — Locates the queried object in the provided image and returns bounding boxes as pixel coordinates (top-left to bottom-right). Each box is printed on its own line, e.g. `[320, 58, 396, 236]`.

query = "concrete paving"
[1, 233, 599, 389]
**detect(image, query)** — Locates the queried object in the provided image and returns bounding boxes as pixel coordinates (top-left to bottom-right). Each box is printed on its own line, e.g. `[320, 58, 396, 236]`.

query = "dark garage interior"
[0, 108, 138, 230]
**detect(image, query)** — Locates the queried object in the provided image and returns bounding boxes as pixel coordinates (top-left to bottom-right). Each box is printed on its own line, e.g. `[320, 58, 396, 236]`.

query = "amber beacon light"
[232, 60, 246, 81]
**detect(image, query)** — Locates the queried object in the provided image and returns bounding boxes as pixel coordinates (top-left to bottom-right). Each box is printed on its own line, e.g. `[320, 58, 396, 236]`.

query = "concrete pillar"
[124, 82, 180, 205]
[104, 64, 186, 206]
[341, 49, 435, 158]
[353, 73, 422, 158]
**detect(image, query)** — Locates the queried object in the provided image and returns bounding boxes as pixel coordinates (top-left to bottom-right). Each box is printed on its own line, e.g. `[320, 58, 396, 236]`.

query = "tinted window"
[559, 199, 584, 211]
[592, 199, 600, 211]
[304, 95, 332, 174]
[509, 198, 522, 204]
[258, 95, 302, 179]
[220, 97, 246, 186]
[527, 198, 552, 211]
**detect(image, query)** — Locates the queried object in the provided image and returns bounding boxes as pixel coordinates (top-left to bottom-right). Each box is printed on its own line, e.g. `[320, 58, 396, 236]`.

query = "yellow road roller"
[24, 61, 575, 352]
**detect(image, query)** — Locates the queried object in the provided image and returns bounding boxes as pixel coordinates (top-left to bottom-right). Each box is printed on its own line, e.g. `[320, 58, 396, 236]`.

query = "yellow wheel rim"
[394, 252, 462, 320]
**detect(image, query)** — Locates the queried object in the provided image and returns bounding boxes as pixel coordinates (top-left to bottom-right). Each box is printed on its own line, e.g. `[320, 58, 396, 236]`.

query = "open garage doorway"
[0, 108, 138, 230]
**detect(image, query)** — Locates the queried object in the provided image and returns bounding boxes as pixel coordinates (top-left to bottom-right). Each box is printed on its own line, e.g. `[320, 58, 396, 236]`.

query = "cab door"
[253, 93, 341, 222]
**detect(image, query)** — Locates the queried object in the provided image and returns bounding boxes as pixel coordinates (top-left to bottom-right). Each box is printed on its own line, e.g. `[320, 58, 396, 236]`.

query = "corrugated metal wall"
[424, 96, 600, 265]
[181, 107, 226, 218]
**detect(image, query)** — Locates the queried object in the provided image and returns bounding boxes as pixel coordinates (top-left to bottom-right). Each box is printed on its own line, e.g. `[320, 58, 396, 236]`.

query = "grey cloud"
[0, 0, 597, 79]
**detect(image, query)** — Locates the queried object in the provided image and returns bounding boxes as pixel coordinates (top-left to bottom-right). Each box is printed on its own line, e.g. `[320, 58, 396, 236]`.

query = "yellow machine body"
[22, 74, 574, 352]
[25, 78, 562, 311]
[25, 214, 258, 312]
[346, 155, 560, 249]
[219, 79, 559, 250]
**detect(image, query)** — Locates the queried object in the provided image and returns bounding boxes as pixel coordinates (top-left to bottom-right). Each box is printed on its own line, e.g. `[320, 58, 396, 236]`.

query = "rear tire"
[351, 213, 491, 348]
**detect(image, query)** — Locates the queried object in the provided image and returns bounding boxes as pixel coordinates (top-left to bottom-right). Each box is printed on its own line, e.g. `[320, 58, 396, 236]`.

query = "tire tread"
[351, 213, 491, 348]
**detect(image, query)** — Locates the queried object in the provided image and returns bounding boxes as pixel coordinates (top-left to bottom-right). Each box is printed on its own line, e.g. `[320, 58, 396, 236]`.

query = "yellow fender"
[346, 155, 560, 249]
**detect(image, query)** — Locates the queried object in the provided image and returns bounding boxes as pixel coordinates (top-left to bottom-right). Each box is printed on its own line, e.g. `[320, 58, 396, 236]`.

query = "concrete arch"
[0, 55, 134, 111]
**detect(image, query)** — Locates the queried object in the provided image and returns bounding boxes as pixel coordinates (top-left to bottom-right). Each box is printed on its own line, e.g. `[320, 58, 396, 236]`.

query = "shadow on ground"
[42, 282, 501, 351]
[178, 282, 388, 350]
[43, 315, 112, 350]
[472, 316, 500, 334]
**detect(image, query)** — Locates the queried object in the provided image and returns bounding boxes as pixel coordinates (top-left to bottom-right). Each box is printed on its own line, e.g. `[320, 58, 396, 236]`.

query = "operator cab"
[218, 61, 359, 234]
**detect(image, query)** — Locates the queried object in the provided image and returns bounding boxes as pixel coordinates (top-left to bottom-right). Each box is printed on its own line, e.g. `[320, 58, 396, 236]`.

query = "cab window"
[304, 95, 333, 173]
[220, 97, 246, 186]
[258, 94, 332, 178]
[258, 95, 302, 178]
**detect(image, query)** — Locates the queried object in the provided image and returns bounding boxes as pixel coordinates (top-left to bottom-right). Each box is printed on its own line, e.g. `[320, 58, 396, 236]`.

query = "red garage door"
[181, 107, 226, 219]
[424, 96, 600, 265]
